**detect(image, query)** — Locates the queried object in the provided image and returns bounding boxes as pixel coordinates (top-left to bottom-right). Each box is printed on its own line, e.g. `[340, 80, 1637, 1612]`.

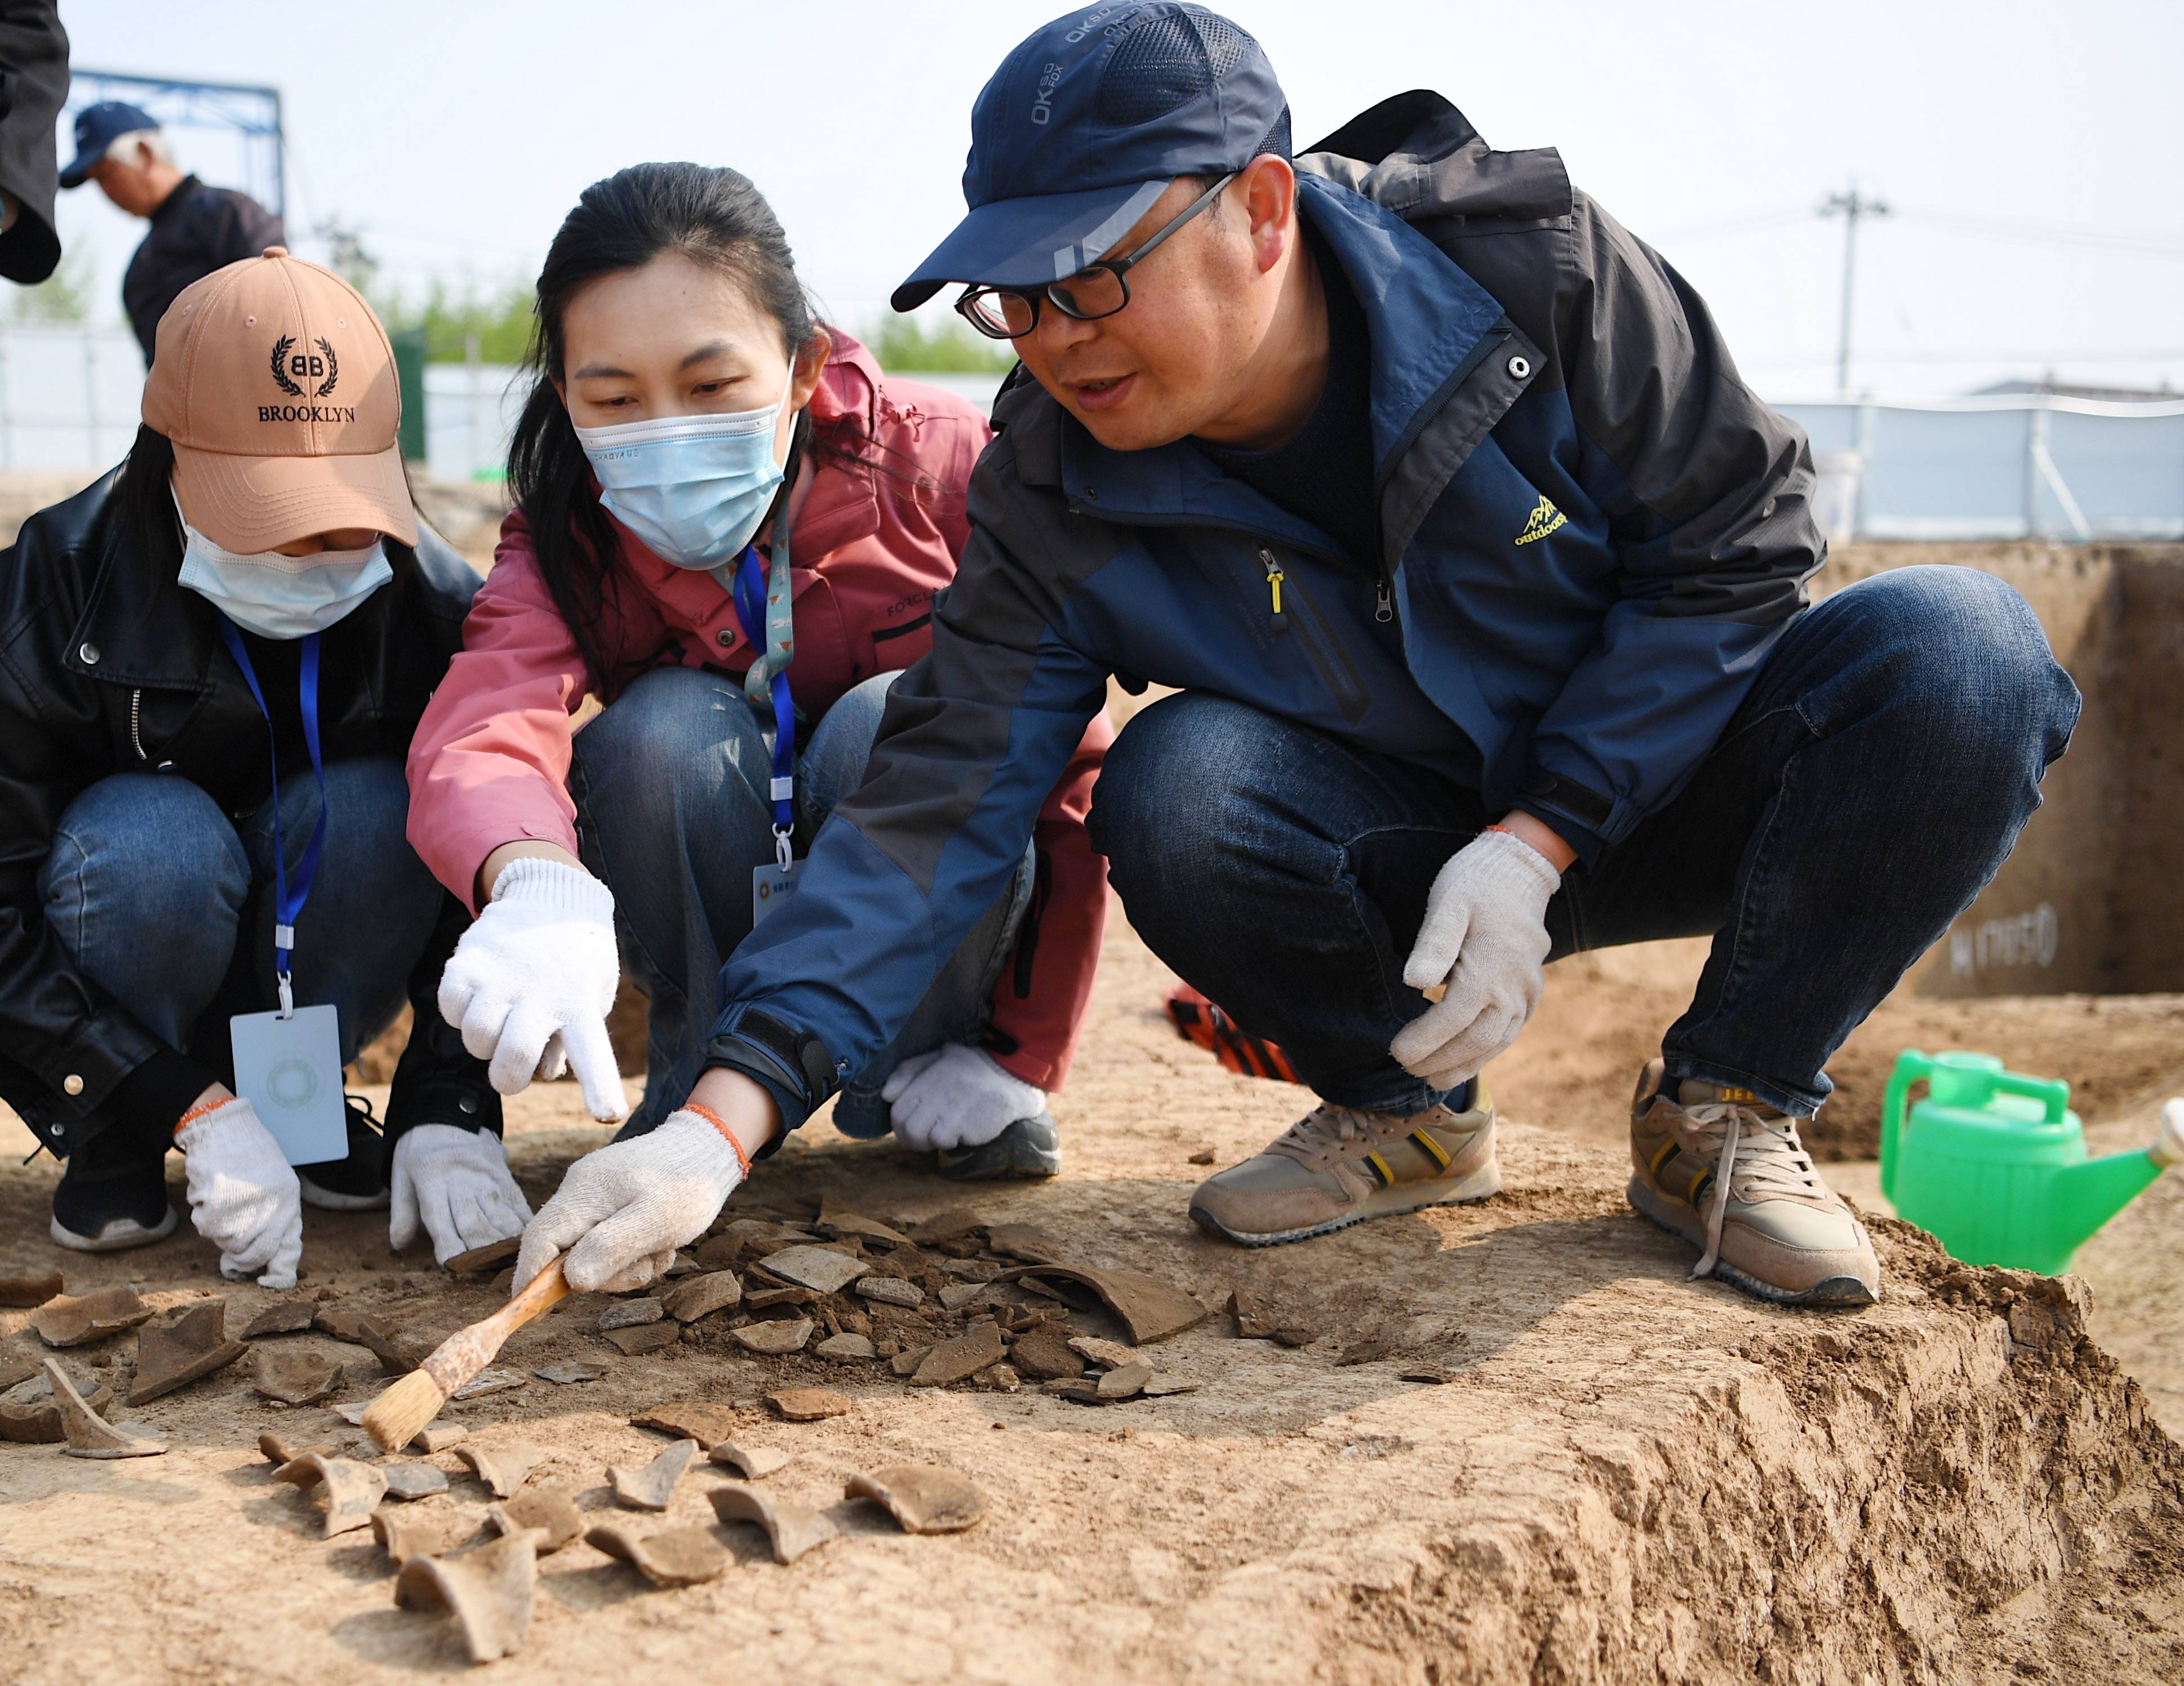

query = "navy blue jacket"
[705, 94, 1825, 1126]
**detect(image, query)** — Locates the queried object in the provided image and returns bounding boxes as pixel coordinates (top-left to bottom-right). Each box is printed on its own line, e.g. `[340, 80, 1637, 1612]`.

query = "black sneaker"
[935, 1111, 1062, 1181]
[297, 1094, 391, 1212]
[51, 1144, 180, 1253]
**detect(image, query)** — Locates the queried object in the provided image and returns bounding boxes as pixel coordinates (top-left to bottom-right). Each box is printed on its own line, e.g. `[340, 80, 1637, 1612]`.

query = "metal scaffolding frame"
[63, 69, 284, 218]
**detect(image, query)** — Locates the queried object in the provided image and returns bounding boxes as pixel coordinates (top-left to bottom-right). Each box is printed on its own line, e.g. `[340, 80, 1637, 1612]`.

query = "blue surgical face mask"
[174, 493, 393, 640]
[572, 373, 797, 569]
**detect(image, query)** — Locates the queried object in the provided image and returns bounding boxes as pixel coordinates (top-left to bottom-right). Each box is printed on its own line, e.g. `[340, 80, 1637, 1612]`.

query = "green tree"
[372, 278, 536, 364]
[8, 243, 95, 324]
[864, 311, 1016, 375]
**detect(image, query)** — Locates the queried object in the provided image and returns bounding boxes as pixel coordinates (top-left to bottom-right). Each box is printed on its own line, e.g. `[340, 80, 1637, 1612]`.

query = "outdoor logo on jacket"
[1513, 495, 1567, 547]
[261, 333, 355, 423]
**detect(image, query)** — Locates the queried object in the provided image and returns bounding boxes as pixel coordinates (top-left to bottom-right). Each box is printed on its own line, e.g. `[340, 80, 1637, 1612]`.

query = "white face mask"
[173, 491, 392, 640]
[572, 372, 797, 569]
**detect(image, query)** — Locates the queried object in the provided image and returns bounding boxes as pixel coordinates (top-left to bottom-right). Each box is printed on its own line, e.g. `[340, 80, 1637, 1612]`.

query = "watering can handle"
[1990, 1070, 2070, 1122]
[1880, 1050, 1933, 1206]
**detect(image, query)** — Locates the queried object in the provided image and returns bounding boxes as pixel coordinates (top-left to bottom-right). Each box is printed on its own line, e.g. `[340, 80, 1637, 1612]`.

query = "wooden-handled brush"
[361, 1258, 571, 1452]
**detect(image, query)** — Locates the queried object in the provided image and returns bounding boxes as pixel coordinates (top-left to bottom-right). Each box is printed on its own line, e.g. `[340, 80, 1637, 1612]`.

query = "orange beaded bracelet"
[682, 1101, 754, 1178]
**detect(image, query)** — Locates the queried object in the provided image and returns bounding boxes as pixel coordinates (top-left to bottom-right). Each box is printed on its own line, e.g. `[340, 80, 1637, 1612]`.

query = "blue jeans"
[570, 667, 1034, 1137]
[1090, 567, 2081, 1119]
[39, 757, 442, 1129]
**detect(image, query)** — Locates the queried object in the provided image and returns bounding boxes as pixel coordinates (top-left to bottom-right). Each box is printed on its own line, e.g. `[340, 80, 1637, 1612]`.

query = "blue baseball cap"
[891, 3, 1290, 312]
[60, 101, 161, 189]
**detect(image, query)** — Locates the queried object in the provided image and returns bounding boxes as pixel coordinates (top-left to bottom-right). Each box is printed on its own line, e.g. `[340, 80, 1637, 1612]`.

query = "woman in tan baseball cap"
[0, 247, 529, 1283]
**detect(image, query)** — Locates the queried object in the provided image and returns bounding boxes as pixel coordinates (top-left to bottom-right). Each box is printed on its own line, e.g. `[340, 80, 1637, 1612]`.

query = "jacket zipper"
[1260, 551, 1288, 631]
[1258, 548, 1370, 725]
[129, 689, 147, 761]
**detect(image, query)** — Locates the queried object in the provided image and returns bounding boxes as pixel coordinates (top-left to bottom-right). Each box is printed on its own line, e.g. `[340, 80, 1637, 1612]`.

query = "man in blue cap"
[61, 100, 282, 363]
[513, 5, 2079, 1311]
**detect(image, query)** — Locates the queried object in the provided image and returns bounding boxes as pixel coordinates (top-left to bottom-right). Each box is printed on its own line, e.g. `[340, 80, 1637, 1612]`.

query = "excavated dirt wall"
[1823, 542, 2184, 999]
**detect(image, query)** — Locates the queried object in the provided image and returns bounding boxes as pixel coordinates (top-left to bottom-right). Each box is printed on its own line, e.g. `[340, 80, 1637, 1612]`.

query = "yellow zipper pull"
[1260, 549, 1288, 631]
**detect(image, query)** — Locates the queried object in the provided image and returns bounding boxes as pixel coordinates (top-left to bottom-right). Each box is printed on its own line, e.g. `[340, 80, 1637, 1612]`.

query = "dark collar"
[147, 174, 204, 227]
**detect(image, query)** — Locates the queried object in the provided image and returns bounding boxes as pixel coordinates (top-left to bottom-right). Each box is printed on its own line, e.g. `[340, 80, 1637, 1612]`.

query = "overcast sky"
[46, 0, 2184, 399]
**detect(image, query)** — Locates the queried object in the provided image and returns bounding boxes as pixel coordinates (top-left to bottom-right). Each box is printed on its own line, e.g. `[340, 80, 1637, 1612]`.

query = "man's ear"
[1237, 156, 1298, 277]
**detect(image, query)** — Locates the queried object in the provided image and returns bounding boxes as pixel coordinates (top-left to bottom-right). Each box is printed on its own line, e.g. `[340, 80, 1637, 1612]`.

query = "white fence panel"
[0, 326, 147, 473]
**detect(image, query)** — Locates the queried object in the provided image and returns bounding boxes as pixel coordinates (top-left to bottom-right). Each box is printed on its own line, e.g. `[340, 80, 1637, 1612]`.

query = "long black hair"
[508, 162, 867, 697]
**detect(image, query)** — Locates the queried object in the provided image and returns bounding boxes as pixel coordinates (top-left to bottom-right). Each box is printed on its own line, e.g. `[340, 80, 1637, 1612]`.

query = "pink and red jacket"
[405, 334, 1110, 1091]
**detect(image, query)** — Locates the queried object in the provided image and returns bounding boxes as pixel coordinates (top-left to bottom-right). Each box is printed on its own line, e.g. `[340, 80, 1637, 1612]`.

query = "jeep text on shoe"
[1626, 1059, 1880, 1307]
[1188, 1093, 1501, 1246]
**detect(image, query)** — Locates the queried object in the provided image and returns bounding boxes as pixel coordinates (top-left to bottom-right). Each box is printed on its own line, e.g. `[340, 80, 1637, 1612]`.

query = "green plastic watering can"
[1880, 1050, 2184, 1275]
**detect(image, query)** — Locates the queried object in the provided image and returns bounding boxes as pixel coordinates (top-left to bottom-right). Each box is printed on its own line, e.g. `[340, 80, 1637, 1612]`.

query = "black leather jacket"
[0, 468, 499, 1159]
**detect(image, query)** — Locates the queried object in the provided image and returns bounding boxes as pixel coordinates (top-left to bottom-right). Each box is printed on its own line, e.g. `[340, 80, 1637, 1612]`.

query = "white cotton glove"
[176, 1098, 305, 1290]
[438, 857, 628, 1121]
[513, 1111, 745, 1294]
[1390, 828, 1561, 1089]
[389, 1124, 535, 1267]
[880, 1042, 1046, 1152]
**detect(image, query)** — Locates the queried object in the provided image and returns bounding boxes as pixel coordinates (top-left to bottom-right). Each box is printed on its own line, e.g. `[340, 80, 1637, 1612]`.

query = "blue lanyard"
[216, 618, 327, 1018]
[729, 511, 796, 869]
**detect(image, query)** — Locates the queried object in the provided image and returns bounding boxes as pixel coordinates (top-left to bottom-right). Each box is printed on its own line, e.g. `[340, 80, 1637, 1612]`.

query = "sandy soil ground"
[3, 916, 2181, 1683]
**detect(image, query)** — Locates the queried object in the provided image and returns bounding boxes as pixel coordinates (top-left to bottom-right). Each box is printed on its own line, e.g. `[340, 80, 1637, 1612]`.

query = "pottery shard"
[889, 1345, 931, 1378]
[597, 1297, 665, 1332]
[854, 1276, 925, 1309]
[585, 1521, 730, 1588]
[709, 1483, 840, 1564]
[258, 1428, 335, 1465]
[631, 1399, 741, 1447]
[984, 1223, 1064, 1264]
[413, 1420, 468, 1453]
[732, 1318, 814, 1356]
[354, 1316, 433, 1377]
[846, 1464, 987, 1534]
[1008, 1328, 1084, 1381]
[757, 1245, 868, 1295]
[1097, 1362, 1151, 1400]
[487, 1486, 584, 1554]
[252, 1344, 343, 1407]
[814, 1332, 878, 1362]
[610, 1437, 699, 1511]
[709, 1441, 791, 1480]
[767, 1387, 850, 1422]
[1398, 1365, 1459, 1386]
[38, 1358, 163, 1456]
[1028, 1266, 1210, 1344]
[1228, 1287, 1278, 1339]
[396, 1532, 538, 1665]
[1066, 1336, 1142, 1371]
[1042, 1378, 1106, 1404]
[816, 1206, 912, 1248]
[0, 1373, 115, 1444]
[242, 1298, 318, 1339]
[372, 1507, 448, 1567]
[0, 1351, 37, 1391]
[380, 1461, 450, 1501]
[443, 1236, 521, 1275]
[662, 1271, 742, 1323]
[904, 1207, 984, 1248]
[312, 1305, 377, 1343]
[744, 1284, 818, 1311]
[0, 1270, 64, 1308]
[912, 1323, 1006, 1387]
[130, 1301, 248, 1404]
[456, 1443, 545, 1499]
[451, 1367, 527, 1401]
[275, 1453, 387, 1537]
[32, 1285, 153, 1348]
[605, 1323, 680, 1356]
[534, 1363, 603, 1386]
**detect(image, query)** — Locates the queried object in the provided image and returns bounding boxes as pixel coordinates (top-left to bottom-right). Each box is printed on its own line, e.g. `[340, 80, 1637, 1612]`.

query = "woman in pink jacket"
[406, 163, 1108, 1183]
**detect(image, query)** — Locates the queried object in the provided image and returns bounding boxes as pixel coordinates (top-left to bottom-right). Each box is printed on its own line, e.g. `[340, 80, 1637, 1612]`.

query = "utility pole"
[1818, 181, 1888, 397]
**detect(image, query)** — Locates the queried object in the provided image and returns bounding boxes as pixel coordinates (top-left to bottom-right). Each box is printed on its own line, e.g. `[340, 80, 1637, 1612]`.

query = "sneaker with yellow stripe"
[1187, 1092, 1499, 1246]
[1627, 1059, 1879, 1306]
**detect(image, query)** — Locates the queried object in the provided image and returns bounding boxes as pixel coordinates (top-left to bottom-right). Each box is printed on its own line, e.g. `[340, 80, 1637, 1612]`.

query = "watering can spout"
[2043, 1102, 2183, 1260]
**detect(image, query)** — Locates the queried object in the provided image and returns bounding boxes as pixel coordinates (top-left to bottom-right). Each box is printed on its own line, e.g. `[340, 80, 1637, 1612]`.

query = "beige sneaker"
[1188, 1089, 1501, 1246]
[1627, 1060, 1880, 1306]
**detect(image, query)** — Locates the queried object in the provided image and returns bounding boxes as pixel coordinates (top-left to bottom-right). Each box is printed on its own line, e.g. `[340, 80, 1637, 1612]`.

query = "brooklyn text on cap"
[142, 247, 419, 554]
[891, 3, 1290, 313]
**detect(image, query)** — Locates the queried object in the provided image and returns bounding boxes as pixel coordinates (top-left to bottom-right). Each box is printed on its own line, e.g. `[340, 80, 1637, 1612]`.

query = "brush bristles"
[360, 1367, 447, 1454]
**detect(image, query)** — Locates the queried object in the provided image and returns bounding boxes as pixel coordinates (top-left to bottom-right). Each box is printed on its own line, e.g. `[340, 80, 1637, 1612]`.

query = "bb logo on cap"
[272, 335, 339, 400]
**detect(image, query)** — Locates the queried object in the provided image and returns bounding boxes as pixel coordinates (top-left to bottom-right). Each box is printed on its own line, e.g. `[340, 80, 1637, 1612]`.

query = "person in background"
[0, 0, 68, 285]
[0, 249, 525, 1283]
[59, 99, 283, 365]
[406, 162, 1108, 1286]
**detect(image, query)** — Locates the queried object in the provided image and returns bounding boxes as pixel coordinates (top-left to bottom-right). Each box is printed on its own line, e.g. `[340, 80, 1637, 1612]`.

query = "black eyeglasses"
[954, 172, 1239, 341]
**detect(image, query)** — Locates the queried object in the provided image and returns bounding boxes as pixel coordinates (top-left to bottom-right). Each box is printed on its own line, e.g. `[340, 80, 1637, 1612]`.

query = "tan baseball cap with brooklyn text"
[142, 246, 419, 553]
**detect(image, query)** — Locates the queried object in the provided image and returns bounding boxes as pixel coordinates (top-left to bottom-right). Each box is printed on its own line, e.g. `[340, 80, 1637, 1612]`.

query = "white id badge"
[229, 1004, 348, 1166]
[752, 859, 802, 928]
